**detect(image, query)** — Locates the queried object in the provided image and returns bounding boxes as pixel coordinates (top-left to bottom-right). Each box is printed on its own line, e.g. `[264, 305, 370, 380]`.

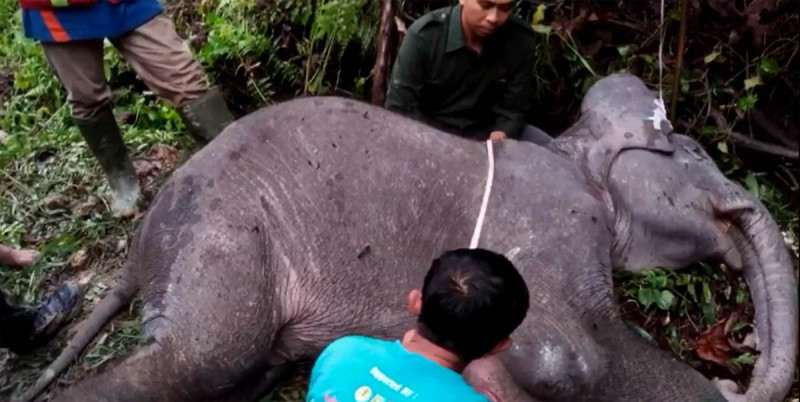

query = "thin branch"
[371, 0, 395, 105]
[607, 18, 648, 34]
[727, 131, 798, 159]
[669, 0, 689, 122]
[777, 165, 799, 193]
[710, 108, 798, 160]
[749, 108, 799, 149]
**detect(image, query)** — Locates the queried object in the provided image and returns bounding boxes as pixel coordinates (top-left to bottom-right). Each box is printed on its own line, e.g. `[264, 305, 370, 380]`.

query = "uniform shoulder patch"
[406, 6, 450, 34]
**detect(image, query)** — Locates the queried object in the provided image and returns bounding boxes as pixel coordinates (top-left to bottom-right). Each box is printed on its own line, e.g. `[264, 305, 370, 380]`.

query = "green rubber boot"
[178, 86, 235, 145]
[73, 105, 141, 218]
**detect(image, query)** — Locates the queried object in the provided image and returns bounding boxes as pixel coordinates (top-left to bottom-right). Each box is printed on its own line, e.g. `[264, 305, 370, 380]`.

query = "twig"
[710, 108, 798, 160]
[727, 131, 798, 159]
[749, 108, 799, 149]
[777, 165, 799, 193]
[607, 18, 648, 34]
[669, 0, 688, 122]
[371, 0, 394, 105]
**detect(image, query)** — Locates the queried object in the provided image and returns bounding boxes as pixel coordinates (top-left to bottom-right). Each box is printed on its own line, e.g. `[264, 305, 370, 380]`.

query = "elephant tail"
[15, 270, 139, 402]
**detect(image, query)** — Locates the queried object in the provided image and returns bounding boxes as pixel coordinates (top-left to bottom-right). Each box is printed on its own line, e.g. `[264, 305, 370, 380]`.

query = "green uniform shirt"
[385, 4, 536, 140]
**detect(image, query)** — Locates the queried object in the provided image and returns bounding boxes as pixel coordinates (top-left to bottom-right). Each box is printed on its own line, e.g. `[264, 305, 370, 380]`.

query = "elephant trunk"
[729, 205, 798, 402]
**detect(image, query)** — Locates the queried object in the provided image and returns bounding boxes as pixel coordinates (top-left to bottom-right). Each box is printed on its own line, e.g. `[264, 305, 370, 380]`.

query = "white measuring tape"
[469, 139, 495, 249]
[467, 1, 664, 249]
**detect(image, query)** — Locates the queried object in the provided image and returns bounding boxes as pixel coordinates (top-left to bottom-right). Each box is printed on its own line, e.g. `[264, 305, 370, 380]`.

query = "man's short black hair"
[417, 248, 529, 361]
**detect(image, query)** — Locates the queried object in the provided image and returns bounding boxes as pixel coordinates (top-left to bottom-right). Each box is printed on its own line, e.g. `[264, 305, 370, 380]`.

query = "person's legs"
[517, 124, 554, 146]
[0, 282, 82, 355]
[1, 287, 39, 353]
[112, 14, 235, 144]
[41, 40, 141, 218]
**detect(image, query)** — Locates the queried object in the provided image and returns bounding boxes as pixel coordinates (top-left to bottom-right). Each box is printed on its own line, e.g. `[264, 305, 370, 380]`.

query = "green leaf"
[637, 287, 657, 309]
[717, 142, 728, 154]
[39, 233, 82, 256]
[736, 94, 758, 111]
[704, 51, 720, 64]
[698, 261, 714, 275]
[676, 273, 691, 286]
[617, 45, 630, 57]
[702, 281, 713, 304]
[735, 288, 748, 304]
[758, 57, 780, 75]
[744, 75, 762, 90]
[701, 301, 716, 326]
[730, 352, 757, 365]
[729, 320, 749, 333]
[645, 271, 669, 289]
[657, 290, 676, 310]
[744, 172, 760, 199]
[531, 24, 551, 34]
[533, 4, 547, 24]
[640, 54, 654, 65]
[700, 126, 717, 137]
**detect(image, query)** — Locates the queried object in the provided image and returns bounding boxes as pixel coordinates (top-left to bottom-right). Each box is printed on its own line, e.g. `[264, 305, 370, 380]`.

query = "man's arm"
[384, 31, 427, 121]
[490, 47, 535, 140]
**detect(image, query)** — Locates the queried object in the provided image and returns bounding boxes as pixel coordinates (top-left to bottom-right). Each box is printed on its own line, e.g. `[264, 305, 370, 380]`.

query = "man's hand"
[0, 243, 37, 268]
[489, 131, 507, 142]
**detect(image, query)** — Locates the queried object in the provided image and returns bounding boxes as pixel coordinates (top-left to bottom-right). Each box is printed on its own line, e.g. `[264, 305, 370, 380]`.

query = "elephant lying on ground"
[18, 73, 796, 402]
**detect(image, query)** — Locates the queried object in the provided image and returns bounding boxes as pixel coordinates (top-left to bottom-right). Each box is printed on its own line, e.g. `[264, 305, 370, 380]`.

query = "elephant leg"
[499, 312, 608, 401]
[53, 342, 184, 402]
[212, 363, 294, 402]
[52, 219, 286, 401]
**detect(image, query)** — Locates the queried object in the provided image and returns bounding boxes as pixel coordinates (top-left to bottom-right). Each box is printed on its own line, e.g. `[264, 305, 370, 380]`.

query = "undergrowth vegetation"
[1, 0, 797, 401]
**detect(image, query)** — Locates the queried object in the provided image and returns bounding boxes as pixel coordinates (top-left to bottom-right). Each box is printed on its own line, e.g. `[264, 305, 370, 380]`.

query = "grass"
[1, 0, 798, 401]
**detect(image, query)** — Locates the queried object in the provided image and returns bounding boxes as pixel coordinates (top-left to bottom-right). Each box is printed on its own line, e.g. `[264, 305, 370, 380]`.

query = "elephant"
[17, 73, 796, 402]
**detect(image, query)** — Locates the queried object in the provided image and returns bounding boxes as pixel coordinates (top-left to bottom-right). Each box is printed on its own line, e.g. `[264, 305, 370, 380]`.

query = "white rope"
[647, 0, 670, 130]
[469, 2, 664, 249]
[658, 0, 666, 102]
[469, 139, 495, 249]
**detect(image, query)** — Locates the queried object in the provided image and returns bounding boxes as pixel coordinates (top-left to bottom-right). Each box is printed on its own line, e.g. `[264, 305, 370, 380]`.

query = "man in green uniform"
[385, 0, 552, 144]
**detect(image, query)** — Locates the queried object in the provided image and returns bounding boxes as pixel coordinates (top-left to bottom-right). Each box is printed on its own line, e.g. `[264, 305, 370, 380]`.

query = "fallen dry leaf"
[695, 319, 733, 367]
[134, 144, 179, 179]
[72, 195, 99, 217]
[695, 314, 758, 374]
[42, 193, 72, 210]
[68, 248, 90, 271]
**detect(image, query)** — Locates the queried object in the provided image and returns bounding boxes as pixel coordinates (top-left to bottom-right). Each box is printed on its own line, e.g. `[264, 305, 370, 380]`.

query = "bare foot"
[0, 243, 38, 268]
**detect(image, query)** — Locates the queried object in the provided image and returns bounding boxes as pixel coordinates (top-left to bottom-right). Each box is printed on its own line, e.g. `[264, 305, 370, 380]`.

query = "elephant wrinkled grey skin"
[18, 73, 796, 402]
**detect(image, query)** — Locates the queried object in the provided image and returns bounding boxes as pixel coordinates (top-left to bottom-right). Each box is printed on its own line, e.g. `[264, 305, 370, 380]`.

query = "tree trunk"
[371, 0, 394, 105]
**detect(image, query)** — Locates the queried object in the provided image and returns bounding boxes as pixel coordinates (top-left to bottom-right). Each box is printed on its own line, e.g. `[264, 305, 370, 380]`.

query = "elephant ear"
[552, 73, 676, 211]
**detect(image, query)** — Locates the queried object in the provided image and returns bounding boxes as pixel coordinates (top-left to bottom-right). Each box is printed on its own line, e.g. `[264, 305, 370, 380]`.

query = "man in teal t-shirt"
[306, 248, 530, 402]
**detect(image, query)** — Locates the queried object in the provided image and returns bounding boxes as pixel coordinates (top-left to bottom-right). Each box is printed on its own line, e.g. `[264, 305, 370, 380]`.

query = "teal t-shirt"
[307, 335, 489, 402]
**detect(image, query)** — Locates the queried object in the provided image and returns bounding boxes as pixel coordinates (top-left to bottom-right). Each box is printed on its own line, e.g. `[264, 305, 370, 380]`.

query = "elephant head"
[552, 73, 798, 402]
